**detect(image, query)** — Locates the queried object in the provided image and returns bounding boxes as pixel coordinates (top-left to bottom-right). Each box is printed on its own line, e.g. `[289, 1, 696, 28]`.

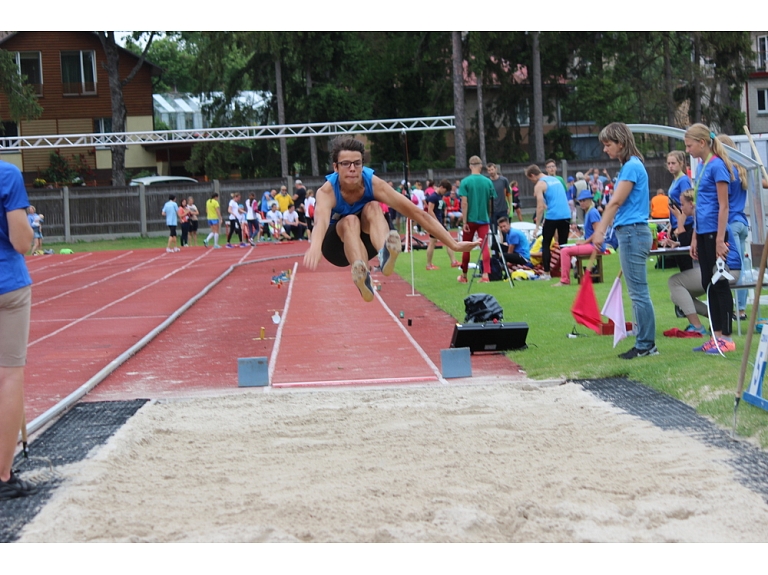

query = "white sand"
[18, 381, 768, 542]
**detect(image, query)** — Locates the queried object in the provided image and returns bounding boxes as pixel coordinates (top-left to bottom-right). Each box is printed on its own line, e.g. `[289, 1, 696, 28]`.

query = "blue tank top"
[542, 175, 570, 220]
[326, 166, 376, 222]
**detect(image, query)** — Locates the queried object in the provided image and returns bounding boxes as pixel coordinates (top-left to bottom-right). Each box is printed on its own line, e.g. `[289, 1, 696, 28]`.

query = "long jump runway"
[25, 247, 524, 421]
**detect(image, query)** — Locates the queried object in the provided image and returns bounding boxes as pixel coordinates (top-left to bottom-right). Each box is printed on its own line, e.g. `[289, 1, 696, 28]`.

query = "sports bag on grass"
[464, 293, 504, 323]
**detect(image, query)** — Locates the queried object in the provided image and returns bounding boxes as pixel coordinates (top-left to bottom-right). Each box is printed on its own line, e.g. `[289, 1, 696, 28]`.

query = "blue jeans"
[615, 223, 656, 351]
[730, 220, 749, 312]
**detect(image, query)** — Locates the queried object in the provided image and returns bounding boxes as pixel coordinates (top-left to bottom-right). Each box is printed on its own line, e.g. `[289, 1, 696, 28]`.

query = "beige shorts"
[0, 285, 31, 367]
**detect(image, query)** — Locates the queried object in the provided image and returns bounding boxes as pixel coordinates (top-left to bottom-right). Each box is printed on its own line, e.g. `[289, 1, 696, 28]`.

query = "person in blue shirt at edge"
[592, 122, 658, 360]
[666, 150, 693, 232]
[526, 163, 571, 281]
[0, 160, 38, 500]
[303, 137, 480, 302]
[553, 188, 618, 287]
[685, 124, 737, 354]
[665, 189, 741, 336]
[496, 216, 533, 268]
[716, 133, 750, 323]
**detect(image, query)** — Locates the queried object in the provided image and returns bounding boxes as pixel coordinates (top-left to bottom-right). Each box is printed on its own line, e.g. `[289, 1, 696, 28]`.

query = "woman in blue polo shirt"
[0, 160, 37, 500]
[592, 123, 657, 360]
[686, 124, 736, 354]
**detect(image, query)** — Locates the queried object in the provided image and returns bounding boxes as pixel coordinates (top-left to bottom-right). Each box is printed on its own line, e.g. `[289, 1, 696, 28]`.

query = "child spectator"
[27, 205, 43, 255]
[510, 180, 523, 222]
[425, 180, 460, 270]
[553, 189, 615, 287]
[177, 198, 190, 247]
[162, 195, 180, 253]
[226, 192, 246, 248]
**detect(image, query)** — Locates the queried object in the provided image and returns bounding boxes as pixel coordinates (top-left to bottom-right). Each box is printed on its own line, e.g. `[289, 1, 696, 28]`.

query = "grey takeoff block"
[238, 357, 269, 387]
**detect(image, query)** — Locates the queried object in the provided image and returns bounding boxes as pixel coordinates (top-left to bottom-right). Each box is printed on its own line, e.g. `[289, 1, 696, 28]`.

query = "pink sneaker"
[457, 275, 468, 283]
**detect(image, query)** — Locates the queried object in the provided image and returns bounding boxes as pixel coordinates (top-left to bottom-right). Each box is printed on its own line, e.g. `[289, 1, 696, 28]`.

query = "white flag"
[601, 276, 627, 348]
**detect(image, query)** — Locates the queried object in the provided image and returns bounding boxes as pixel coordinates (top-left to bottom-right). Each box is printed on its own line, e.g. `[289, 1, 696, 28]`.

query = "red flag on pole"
[571, 271, 602, 334]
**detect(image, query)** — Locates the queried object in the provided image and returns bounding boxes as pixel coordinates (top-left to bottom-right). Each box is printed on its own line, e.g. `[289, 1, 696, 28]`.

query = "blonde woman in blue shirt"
[686, 124, 735, 353]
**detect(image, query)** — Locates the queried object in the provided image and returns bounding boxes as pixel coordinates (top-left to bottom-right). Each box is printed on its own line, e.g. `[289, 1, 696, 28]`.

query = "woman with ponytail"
[666, 150, 693, 233]
[685, 123, 735, 353]
[716, 134, 750, 321]
[592, 123, 657, 360]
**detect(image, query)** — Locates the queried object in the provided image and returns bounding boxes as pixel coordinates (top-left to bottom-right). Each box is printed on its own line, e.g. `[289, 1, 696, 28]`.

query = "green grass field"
[394, 245, 768, 447]
[36, 234, 768, 447]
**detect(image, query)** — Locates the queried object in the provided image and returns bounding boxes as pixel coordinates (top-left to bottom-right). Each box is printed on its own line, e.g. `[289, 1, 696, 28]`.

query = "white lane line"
[272, 376, 438, 388]
[32, 251, 134, 286]
[31, 315, 172, 323]
[27, 252, 93, 273]
[32, 252, 168, 307]
[28, 250, 211, 347]
[267, 262, 299, 384]
[374, 289, 448, 385]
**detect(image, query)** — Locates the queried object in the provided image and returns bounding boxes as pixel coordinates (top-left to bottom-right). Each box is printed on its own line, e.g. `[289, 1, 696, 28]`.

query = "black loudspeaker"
[450, 322, 529, 354]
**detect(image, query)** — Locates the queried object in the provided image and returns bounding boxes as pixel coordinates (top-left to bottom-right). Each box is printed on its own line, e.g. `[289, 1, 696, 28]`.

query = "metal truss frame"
[0, 116, 456, 150]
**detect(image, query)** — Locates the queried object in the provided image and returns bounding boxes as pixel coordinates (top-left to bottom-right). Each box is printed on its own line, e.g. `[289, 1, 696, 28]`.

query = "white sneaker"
[173, 247, 180, 252]
[540, 273, 551, 280]
[166, 248, 173, 253]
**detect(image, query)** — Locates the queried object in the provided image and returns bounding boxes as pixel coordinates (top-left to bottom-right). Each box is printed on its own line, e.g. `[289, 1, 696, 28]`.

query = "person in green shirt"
[457, 155, 497, 283]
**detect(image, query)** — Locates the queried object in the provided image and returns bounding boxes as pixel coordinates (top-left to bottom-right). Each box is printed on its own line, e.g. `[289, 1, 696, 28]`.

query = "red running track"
[23, 243, 304, 422]
[24, 244, 524, 423]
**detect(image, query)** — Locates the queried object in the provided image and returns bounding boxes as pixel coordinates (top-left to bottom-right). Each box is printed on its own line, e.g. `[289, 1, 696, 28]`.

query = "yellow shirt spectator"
[206, 198, 220, 221]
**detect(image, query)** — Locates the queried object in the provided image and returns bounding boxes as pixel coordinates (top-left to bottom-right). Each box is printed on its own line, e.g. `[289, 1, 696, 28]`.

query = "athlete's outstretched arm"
[372, 177, 479, 252]
[303, 182, 335, 270]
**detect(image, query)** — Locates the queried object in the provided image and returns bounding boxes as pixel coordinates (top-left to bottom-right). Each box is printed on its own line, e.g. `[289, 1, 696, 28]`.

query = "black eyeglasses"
[337, 160, 363, 168]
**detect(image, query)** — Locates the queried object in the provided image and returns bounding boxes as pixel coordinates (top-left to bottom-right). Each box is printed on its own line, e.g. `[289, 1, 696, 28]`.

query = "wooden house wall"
[0, 31, 154, 120]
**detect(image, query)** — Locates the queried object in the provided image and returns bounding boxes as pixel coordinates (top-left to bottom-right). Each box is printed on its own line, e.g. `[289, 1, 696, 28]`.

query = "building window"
[93, 118, 113, 133]
[758, 89, 768, 114]
[758, 36, 768, 71]
[515, 100, 530, 127]
[1, 121, 18, 137]
[61, 51, 96, 95]
[15, 52, 42, 96]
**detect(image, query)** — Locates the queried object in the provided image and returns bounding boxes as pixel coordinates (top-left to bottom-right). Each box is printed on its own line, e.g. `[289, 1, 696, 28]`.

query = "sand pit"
[18, 381, 768, 542]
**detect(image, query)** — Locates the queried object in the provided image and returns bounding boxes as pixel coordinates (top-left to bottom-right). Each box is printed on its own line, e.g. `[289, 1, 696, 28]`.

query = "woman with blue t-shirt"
[716, 133, 750, 321]
[685, 123, 735, 354]
[592, 123, 657, 360]
[666, 150, 692, 231]
[0, 160, 37, 500]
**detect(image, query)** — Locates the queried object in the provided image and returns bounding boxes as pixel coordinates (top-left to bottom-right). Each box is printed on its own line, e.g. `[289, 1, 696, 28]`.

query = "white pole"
[408, 218, 416, 296]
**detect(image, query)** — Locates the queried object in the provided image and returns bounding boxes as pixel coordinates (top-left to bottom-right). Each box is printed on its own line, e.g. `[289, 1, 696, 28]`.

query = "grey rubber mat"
[0, 399, 148, 543]
[578, 378, 768, 502]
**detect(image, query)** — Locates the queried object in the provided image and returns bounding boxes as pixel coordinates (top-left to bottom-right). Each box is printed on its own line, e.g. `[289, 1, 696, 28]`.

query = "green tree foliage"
[152, 31, 756, 173]
[124, 33, 199, 93]
[0, 48, 43, 126]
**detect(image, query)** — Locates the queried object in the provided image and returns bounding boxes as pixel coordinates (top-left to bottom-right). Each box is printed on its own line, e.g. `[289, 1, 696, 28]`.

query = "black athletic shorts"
[168, 225, 177, 237]
[189, 220, 199, 232]
[322, 217, 377, 267]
